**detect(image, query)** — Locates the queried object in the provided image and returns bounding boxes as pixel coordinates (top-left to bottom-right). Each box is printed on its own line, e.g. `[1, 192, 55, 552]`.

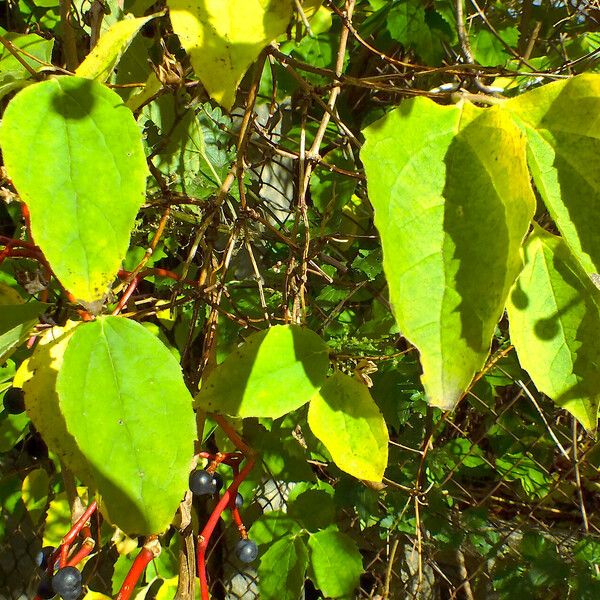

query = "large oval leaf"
[506, 225, 600, 431]
[361, 98, 535, 409]
[168, 0, 292, 110]
[56, 316, 196, 534]
[307, 372, 388, 482]
[195, 324, 329, 418]
[0, 76, 148, 302]
[505, 74, 600, 274]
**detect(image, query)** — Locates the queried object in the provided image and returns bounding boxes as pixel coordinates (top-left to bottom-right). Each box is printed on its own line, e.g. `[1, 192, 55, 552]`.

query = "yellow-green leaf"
[167, 0, 293, 110]
[21, 468, 49, 525]
[505, 74, 600, 274]
[361, 98, 535, 410]
[0, 76, 148, 301]
[506, 226, 600, 430]
[76, 13, 162, 82]
[308, 372, 388, 482]
[196, 324, 329, 418]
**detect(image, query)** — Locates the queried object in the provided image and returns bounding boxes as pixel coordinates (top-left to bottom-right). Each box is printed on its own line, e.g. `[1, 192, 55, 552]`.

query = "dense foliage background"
[1, 0, 600, 598]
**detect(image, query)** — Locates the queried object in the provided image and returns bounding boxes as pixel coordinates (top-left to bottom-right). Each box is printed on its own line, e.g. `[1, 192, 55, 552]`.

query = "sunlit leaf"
[76, 13, 161, 82]
[167, 0, 292, 110]
[505, 73, 600, 274]
[195, 324, 329, 419]
[56, 316, 196, 534]
[506, 225, 600, 430]
[361, 98, 535, 409]
[258, 536, 308, 600]
[0, 76, 148, 301]
[308, 372, 388, 482]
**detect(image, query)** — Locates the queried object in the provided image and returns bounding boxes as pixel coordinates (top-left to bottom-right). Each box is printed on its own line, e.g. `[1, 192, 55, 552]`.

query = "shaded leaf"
[258, 536, 308, 600]
[307, 530, 363, 598]
[195, 325, 329, 419]
[308, 372, 388, 482]
[506, 226, 600, 430]
[0, 295, 47, 363]
[168, 0, 292, 109]
[0, 76, 148, 301]
[56, 316, 195, 534]
[361, 98, 535, 409]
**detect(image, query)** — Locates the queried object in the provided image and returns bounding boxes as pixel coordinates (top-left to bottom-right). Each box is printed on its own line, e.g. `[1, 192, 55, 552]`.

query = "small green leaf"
[258, 536, 308, 600]
[195, 324, 329, 418]
[361, 98, 535, 409]
[0, 76, 148, 301]
[168, 0, 292, 110]
[308, 372, 388, 482]
[249, 510, 302, 547]
[76, 13, 161, 82]
[56, 316, 196, 534]
[21, 468, 49, 525]
[505, 73, 600, 274]
[506, 226, 600, 431]
[0, 32, 53, 83]
[0, 301, 47, 363]
[307, 530, 363, 598]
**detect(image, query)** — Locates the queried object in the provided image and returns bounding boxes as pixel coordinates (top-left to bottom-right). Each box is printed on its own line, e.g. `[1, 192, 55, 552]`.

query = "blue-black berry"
[235, 492, 243, 509]
[52, 566, 82, 599]
[189, 469, 217, 496]
[212, 472, 223, 493]
[37, 574, 55, 599]
[36, 546, 56, 570]
[235, 539, 258, 563]
[3, 387, 25, 414]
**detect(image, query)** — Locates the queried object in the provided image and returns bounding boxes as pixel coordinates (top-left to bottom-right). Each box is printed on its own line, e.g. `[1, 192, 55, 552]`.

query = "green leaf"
[0, 32, 53, 82]
[21, 468, 49, 525]
[307, 530, 363, 598]
[504, 74, 600, 274]
[361, 98, 535, 409]
[195, 324, 329, 419]
[0, 301, 47, 363]
[75, 13, 161, 82]
[0, 76, 148, 301]
[167, 0, 292, 110]
[506, 226, 600, 430]
[308, 372, 388, 482]
[249, 510, 302, 547]
[56, 316, 196, 534]
[258, 536, 308, 600]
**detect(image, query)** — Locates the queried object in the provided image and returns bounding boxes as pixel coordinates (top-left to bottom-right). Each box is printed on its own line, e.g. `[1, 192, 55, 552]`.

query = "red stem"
[114, 547, 155, 600]
[57, 501, 97, 568]
[197, 457, 255, 599]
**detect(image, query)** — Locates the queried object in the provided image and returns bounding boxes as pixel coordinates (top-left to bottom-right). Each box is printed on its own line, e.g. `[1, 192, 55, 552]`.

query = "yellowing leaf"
[168, 0, 293, 109]
[21, 468, 49, 525]
[361, 99, 535, 409]
[17, 322, 94, 483]
[507, 226, 600, 430]
[308, 372, 389, 482]
[504, 74, 600, 274]
[76, 13, 162, 82]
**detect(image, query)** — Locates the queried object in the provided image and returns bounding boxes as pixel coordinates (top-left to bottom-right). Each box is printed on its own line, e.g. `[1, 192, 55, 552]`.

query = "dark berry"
[189, 469, 217, 496]
[212, 471, 223, 493]
[36, 546, 56, 570]
[25, 432, 48, 460]
[37, 574, 55, 599]
[235, 492, 243, 509]
[52, 566, 82, 599]
[235, 539, 258, 563]
[3, 387, 25, 414]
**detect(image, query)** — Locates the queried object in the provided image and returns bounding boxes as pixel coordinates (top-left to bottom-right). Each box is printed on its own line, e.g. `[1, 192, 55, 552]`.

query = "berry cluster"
[189, 457, 259, 564]
[35, 547, 82, 600]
